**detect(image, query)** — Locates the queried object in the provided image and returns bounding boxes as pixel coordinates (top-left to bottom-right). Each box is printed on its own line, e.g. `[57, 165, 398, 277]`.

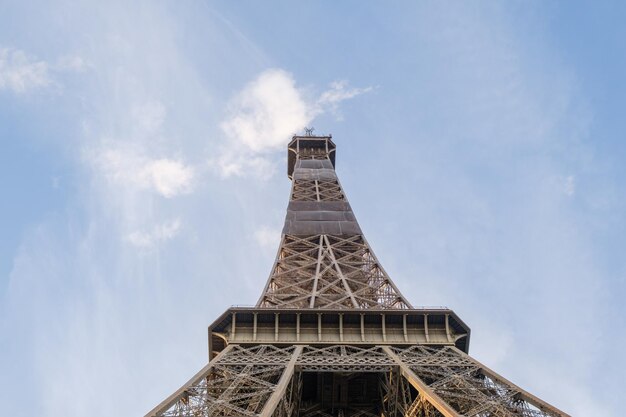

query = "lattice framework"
[258, 234, 410, 309]
[150, 344, 565, 417]
[147, 135, 569, 417]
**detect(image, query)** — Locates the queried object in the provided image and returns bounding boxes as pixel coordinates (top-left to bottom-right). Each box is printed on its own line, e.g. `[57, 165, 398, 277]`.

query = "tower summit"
[147, 134, 569, 417]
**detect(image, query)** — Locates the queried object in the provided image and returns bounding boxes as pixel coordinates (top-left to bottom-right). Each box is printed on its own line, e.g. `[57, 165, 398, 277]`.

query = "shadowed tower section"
[146, 134, 570, 417]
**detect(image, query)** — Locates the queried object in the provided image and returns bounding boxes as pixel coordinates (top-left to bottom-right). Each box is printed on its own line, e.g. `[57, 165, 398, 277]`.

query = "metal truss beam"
[259, 346, 303, 417]
[148, 344, 570, 417]
[383, 346, 460, 417]
[386, 345, 570, 417]
[257, 233, 411, 310]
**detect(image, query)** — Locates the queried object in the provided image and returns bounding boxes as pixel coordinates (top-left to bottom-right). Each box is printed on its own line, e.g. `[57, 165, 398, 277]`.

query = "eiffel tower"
[147, 133, 569, 417]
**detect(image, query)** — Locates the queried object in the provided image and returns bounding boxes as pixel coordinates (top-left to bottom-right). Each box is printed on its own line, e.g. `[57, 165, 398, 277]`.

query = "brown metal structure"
[147, 134, 569, 417]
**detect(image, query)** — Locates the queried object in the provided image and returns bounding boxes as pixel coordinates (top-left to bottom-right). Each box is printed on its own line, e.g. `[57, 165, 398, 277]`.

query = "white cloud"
[92, 148, 194, 198]
[564, 175, 575, 196]
[0, 47, 51, 93]
[142, 158, 194, 198]
[0, 48, 91, 94]
[208, 150, 277, 180]
[216, 69, 372, 178]
[317, 80, 373, 112]
[253, 225, 281, 252]
[131, 101, 166, 135]
[221, 68, 310, 153]
[210, 152, 245, 178]
[55, 55, 89, 72]
[86, 99, 195, 198]
[126, 219, 181, 248]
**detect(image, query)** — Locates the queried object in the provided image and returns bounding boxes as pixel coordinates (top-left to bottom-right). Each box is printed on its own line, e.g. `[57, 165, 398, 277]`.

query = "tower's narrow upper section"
[284, 135, 359, 237]
[257, 134, 411, 310]
[287, 135, 336, 179]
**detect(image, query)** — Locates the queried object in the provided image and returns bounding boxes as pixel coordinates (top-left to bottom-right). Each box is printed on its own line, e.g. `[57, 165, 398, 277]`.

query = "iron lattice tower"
[147, 134, 569, 417]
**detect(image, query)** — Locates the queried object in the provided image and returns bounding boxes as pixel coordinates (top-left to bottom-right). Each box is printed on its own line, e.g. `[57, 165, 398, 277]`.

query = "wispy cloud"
[126, 219, 181, 248]
[0, 4, 222, 416]
[0, 48, 90, 94]
[214, 69, 372, 178]
[0, 47, 51, 93]
[253, 225, 281, 252]
[54, 55, 89, 73]
[563, 175, 575, 196]
[317, 80, 374, 114]
[210, 151, 276, 179]
[131, 101, 167, 135]
[85, 98, 194, 198]
[91, 148, 194, 198]
[142, 159, 194, 198]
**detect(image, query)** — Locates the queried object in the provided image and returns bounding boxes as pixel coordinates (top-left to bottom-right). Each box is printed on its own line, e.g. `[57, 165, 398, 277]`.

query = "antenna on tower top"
[304, 127, 315, 136]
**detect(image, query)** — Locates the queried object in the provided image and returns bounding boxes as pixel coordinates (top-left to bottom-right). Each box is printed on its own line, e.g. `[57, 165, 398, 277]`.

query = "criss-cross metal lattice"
[258, 234, 410, 309]
[147, 135, 569, 417]
[291, 179, 345, 202]
[384, 346, 564, 417]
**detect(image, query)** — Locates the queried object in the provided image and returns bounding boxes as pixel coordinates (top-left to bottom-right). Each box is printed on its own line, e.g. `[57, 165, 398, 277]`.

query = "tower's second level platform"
[208, 306, 470, 359]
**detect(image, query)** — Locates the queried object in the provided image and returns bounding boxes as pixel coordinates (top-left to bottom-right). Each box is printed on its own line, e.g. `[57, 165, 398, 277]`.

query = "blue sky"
[1, 1, 625, 416]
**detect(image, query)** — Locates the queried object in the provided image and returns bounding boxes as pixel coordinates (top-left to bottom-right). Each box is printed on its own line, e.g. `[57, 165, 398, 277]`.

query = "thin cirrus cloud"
[213, 68, 372, 178]
[253, 225, 282, 252]
[0, 47, 87, 94]
[317, 80, 373, 114]
[90, 148, 195, 198]
[86, 99, 194, 199]
[0, 47, 51, 93]
[54, 55, 89, 73]
[126, 219, 182, 248]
